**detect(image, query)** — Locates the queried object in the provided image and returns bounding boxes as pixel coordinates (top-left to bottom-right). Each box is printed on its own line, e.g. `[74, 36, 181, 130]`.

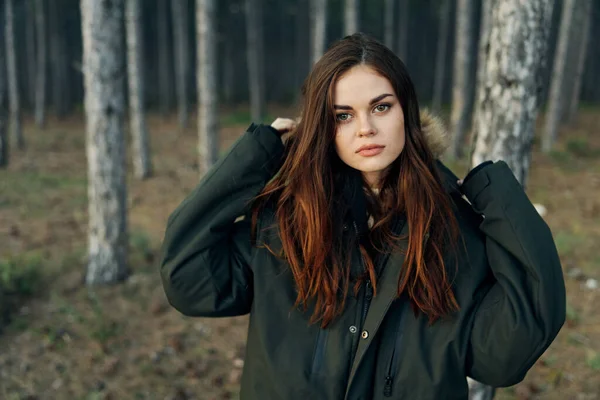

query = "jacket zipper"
[383, 313, 404, 397]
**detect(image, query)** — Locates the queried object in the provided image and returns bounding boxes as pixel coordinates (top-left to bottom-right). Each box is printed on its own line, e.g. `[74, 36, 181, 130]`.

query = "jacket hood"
[420, 109, 450, 158]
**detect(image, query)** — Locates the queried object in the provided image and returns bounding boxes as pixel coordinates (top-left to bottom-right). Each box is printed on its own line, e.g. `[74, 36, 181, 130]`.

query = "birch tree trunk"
[0, 32, 8, 167]
[542, 0, 575, 152]
[35, 0, 47, 128]
[384, 0, 394, 49]
[246, 0, 266, 122]
[197, 0, 219, 176]
[81, 0, 128, 285]
[26, 0, 37, 110]
[344, 0, 358, 36]
[157, 0, 173, 116]
[5, 0, 24, 150]
[396, 0, 408, 61]
[449, 0, 475, 159]
[470, 0, 554, 187]
[311, 0, 327, 65]
[431, 0, 451, 114]
[566, 0, 592, 123]
[171, 0, 190, 129]
[126, 0, 152, 179]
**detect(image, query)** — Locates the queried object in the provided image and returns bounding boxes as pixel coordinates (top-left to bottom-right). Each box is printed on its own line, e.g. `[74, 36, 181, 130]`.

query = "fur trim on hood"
[420, 109, 450, 158]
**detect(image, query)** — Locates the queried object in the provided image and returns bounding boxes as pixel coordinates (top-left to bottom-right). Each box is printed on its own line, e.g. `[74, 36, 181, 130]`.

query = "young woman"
[160, 34, 565, 399]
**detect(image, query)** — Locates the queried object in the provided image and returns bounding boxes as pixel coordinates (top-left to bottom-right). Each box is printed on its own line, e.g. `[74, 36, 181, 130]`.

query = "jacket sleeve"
[461, 161, 566, 387]
[159, 123, 284, 317]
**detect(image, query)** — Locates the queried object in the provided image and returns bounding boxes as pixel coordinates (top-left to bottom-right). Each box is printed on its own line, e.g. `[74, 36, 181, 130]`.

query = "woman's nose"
[357, 118, 377, 137]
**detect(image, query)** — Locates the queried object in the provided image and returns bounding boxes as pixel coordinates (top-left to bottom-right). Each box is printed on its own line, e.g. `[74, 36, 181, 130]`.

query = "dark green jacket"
[160, 123, 566, 400]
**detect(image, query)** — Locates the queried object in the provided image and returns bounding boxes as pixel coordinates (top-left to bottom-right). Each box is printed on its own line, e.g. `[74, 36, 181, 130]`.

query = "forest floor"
[0, 107, 599, 400]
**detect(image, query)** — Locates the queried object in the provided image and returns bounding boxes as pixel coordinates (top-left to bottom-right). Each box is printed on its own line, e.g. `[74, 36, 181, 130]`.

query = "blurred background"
[0, 0, 599, 399]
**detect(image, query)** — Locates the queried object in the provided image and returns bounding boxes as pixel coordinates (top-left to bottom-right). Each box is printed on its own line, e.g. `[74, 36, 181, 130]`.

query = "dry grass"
[0, 109, 599, 400]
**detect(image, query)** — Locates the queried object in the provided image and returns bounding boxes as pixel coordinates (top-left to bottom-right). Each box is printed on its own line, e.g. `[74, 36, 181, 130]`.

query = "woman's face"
[333, 65, 405, 189]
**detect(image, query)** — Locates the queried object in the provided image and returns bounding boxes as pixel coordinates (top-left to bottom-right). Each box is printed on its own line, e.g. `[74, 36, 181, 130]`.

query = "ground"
[0, 108, 599, 400]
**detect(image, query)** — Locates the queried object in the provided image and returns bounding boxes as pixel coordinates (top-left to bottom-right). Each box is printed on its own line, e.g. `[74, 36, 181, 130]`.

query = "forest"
[0, 0, 599, 399]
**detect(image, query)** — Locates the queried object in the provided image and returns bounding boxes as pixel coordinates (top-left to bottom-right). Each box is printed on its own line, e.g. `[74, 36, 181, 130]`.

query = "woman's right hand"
[270, 118, 298, 142]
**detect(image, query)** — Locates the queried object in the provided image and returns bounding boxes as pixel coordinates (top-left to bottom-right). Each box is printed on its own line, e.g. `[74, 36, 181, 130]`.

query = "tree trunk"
[542, 0, 575, 153]
[49, 0, 69, 118]
[470, 0, 492, 134]
[470, 0, 554, 187]
[566, 0, 592, 123]
[396, 0, 408, 61]
[157, 0, 173, 117]
[35, 0, 47, 128]
[344, 0, 358, 36]
[431, 0, 451, 114]
[246, 0, 266, 122]
[449, 0, 475, 160]
[196, 0, 219, 176]
[126, 0, 152, 179]
[81, 0, 128, 285]
[26, 0, 37, 111]
[172, 0, 190, 129]
[0, 29, 8, 167]
[223, 35, 235, 104]
[384, 0, 394, 49]
[467, 377, 495, 400]
[5, 0, 24, 150]
[311, 0, 327, 65]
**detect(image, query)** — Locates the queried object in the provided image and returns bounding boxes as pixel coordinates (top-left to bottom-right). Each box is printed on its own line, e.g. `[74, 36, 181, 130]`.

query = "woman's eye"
[374, 104, 391, 113]
[336, 113, 351, 122]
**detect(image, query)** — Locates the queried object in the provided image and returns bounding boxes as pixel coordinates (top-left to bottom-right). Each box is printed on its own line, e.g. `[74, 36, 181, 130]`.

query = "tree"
[542, 0, 575, 153]
[26, 0, 37, 110]
[344, 0, 358, 36]
[157, 0, 173, 116]
[197, 0, 219, 176]
[126, 0, 152, 179]
[384, 0, 394, 49]
[246, 0, 266, 122]
[171, 0, 190, 129]
[49, 0, 69, 118]
[0, 26, 8, 167]
[35, 0, 47, 128]
[566, 0, 593, 123]
[449, 0, 475, 159]
[431, 0, 451, 114]
[470, 0, 554, 187]
[80, 0, 128, 285]
[5, 0, 24, 149]
[311, 0, 327, 65]
[470, 0, 492, 133]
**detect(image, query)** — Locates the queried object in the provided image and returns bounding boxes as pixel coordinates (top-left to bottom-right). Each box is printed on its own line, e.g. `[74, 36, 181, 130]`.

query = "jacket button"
[361, 330, 369, 339]
[349, 325, 357, 334]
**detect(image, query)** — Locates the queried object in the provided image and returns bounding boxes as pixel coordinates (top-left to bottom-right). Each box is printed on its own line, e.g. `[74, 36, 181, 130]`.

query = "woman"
[160, 33, 565, 399]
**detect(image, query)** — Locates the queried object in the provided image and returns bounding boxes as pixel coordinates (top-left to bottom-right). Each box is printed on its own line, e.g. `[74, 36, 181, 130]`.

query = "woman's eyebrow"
[334, 93, 394, 110]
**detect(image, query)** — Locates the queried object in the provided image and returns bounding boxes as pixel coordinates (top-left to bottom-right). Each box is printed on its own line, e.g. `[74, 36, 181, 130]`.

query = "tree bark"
[246, 0, 266, 122]
[311, 0, 327, 65]
[449, 0, 475, 160]
[157, 0, 173, 116]
[469, 0, 492, 133]
[5, 0, 24, 150]
[344, 0, 358, 36]
[196, 0, 219, 176]
[542, 0, 575, 153]
[126, 0, 152, 179]
[35, 0, 47, 128]
[0, 29, 8, 167]
[26, 0, 37, 111]
[470, 0, 554, 187]
[396, 0, 408, 61]
[431, 0, 451, 114]
[384, 0, 394, 49]
[49, 0, 69, 118]
[566, 0, 592, 123]
[81, 0, 128, 285]
[172, 0, 190, 129]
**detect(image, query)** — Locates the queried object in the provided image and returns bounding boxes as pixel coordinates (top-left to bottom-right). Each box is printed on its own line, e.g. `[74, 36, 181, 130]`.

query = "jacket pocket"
[311, 328, 328, 377]
[383, 314, 404, 397]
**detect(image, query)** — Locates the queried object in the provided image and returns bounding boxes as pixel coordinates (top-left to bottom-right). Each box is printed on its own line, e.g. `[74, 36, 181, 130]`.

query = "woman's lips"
[357, 146, 385, 157]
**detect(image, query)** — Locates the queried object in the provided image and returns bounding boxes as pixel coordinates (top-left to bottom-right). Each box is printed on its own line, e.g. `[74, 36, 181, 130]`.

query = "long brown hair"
[251, 33, 459, 328]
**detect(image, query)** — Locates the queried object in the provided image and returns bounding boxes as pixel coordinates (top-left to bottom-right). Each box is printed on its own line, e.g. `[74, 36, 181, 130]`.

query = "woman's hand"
[270, 117, 299, 143]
